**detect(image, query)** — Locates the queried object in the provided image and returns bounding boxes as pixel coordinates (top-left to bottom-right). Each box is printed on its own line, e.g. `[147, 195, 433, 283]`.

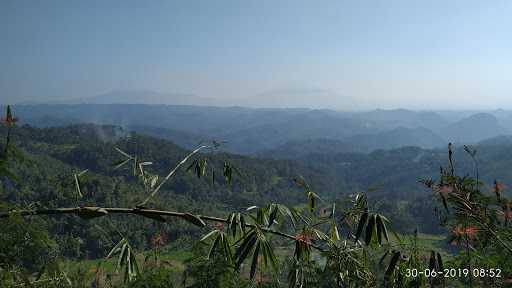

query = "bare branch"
[138, 144, 210, 207]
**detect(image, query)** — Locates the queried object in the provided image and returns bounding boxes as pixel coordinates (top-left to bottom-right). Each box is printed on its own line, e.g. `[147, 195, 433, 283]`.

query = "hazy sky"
[1, 0, 512, 109]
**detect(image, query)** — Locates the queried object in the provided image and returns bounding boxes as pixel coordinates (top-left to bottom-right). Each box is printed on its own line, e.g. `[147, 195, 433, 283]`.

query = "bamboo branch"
[138, 145, 210, 207]
[0, 206, 325, 252]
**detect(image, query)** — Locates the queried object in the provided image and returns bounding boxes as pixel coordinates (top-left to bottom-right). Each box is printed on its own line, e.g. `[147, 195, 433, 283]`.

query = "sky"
[1, 0, 512, 110]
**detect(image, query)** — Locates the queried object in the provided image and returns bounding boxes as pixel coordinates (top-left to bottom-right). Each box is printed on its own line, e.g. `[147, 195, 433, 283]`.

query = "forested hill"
[3, 124, 512, 249]
[2, 124, 332, 209]
[2, 124, 334, 259]
[5, 123, 512, 206]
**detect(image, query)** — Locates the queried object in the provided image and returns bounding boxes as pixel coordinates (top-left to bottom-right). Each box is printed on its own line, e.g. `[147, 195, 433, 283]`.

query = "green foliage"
[201, 229, 232, 262]
[0, 210, 61, 287]
[184, 246, 249, 288]
[2, 107, 512, 287]
[124, 267, 175, 288]
[106, 238, 141, 283]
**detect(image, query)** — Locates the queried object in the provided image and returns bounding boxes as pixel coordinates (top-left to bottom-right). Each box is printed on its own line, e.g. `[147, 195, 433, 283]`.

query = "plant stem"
[138, 145, 210, 207]
[0, 206, 326, 252]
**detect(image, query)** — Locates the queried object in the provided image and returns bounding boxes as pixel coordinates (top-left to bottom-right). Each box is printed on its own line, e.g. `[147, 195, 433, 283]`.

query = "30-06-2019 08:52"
[405, 268, 502, 278]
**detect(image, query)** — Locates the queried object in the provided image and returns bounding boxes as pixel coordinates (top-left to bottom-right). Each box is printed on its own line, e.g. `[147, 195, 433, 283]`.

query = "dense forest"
[1, 106, 512, 287]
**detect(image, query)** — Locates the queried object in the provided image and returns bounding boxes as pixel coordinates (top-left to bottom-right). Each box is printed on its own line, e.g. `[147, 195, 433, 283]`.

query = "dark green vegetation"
[1, 106, 512, 287]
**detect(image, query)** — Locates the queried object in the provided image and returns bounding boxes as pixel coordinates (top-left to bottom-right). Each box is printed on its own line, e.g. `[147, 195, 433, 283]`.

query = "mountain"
[259, 127, 445, 159]
[48, 90, 217, 106]
[257, 138, 367, 159]
[10, 104, 308, 137]
[9, 104, 378, 154]
[440, 113, 510, 144]
[129, 126, 205, 149]
[220, 110, 379, 154]
[9, 104, 512, 156]
[240, 88, 353, 109]
[477, 135, 512, 146]
[345, 126, 446, 151]
[354, 109, 448, 131]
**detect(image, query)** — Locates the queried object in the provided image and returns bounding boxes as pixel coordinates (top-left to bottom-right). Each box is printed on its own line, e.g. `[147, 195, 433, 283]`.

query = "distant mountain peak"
[82, 89, 211, 105]
[441, 112, 509, 144]
[45, 89, 217, 106]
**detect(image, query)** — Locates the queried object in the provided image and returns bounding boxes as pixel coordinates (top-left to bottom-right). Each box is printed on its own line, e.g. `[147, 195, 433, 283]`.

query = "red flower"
[0, 116, 17, 126]
[1, 106, 17, 126]
[438, 185, 453, 195]
[464, 226, 478, 237]
[151, 233, 167, 247]
[214, 222, 225, 230]
[293, 178, 306, 188]
[295, 231, 314, 245]
[452, 226, 478, 241]
[498, 210, 512, 220]
[492, 182, 507, 193]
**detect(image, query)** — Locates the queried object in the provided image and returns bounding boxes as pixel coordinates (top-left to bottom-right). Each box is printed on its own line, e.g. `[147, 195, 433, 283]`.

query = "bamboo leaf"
[277, 204, 297, 227]
[385, 251, 401, 279]
[378, 215, 390, 243]
[114, 147, 132, 158]
[428, 251, 436, 270]
[201, 230, 219, 242]
[250, 242, 260, 279]
[150, 175, 159, 189]
[221, 233, 233, 262]
[130, 248, 140, 280]
[355, 212, 368, 242]
[228, 214, 237, 236]
[240, 214, 246, 234]
[376, 216, 383, 245]
[208, 234, 221, 259]
[436, 252, 443, 270]
[440, 193, 449, 213]
[74, 174, 83, 198]
[199, 158, 207, 177]
[235, 232, 257, 269]
[116, 243, 128, 272]
[181, 213, 206, 227]
[307, 191, 319, 212]
[112, 158, 131, 170]
[267, 204, 279, 228]
[107, 238, 127, 259]
[126, 247, 132, 281]
[365, 214, 376, 245]
[330, 221, 340, 241]
[262, 240, 277, 271]
[77, 169, 88, 177]
[224, 162, 233, 184]
[78, 207, 108, 219]
[185, 159, 198, 172]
